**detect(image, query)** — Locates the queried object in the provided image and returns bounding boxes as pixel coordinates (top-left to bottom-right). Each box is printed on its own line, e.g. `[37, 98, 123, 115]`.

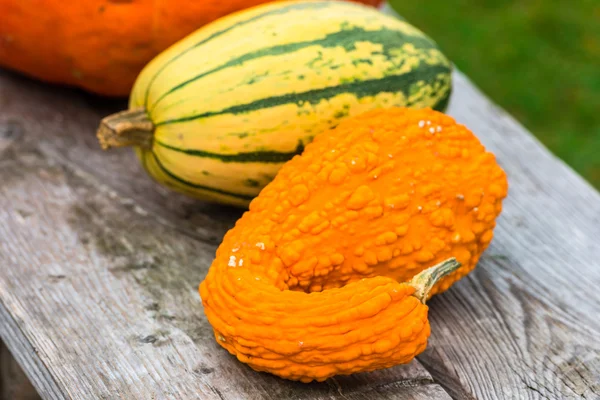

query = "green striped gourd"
[96, 0, 453, 207]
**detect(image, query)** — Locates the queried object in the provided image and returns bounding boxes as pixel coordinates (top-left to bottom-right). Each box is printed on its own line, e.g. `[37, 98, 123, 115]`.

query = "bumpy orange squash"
[0, 0, 382, 96]
[200, 107, 508, 382]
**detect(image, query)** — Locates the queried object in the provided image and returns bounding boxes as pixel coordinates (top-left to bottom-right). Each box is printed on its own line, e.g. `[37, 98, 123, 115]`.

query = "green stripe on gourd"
[141, 1, 337, 108]
[148, 27, 440, 113]
[149, 151, 256, 201]
[155, 65, 450, 126]
[156, 140, 305, 163]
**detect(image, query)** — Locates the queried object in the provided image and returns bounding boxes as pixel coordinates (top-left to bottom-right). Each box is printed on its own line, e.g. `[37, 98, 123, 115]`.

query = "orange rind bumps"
[200, 107, 508, 382]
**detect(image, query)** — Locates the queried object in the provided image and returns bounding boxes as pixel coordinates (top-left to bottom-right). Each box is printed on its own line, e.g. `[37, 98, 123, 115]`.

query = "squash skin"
[98, 0, 452, 206]
[0, 0, 382, 96]
[199, 108, 508, 381]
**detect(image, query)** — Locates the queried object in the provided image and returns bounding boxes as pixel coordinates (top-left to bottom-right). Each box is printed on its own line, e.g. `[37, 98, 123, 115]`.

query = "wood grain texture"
[380, 6, 600, 399]
[0, 72, 236, 246]
[0, 70, 446, 399]
[0, 12, 599, 399]
[420, 72, 600, 400]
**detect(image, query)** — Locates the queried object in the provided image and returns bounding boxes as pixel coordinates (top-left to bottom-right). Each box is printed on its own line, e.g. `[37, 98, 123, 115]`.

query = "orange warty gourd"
[199, 107, 508, 382]
[0, 0, 382, 96]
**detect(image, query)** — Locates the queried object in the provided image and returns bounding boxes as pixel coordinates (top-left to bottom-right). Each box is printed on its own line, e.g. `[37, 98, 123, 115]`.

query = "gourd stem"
[409, 258, 461, 304]
[96, 107, 154, 150]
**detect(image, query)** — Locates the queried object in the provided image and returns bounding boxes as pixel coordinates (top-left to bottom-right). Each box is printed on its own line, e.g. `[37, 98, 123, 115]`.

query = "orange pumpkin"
[0, 0, 383, 96]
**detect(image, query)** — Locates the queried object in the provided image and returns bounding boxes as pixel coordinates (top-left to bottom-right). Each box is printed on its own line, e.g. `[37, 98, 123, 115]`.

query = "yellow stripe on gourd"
[152, 43, 448, 121]
[138, 149, 257, 205]
[154, 79, 450, 156]
[136, 5, 371, 107]
[155, 91, 410, 154]
[152, 144, 283, 193]
[149, 37, 381, 117]
[153, 52, 449, 151]
[134, 2, 428, 110]
[130, 1, 337, 105]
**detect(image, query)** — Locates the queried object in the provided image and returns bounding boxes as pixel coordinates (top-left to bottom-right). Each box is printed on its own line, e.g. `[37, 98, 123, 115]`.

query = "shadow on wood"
[1, 341, 41, 400]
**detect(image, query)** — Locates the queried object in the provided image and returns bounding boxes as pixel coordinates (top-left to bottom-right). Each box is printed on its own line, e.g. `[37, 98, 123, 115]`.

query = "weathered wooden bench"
[1, 7, 599, 399]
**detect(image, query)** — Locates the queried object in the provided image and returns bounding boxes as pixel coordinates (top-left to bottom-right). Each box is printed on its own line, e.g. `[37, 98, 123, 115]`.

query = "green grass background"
[389, 0, 600, 188]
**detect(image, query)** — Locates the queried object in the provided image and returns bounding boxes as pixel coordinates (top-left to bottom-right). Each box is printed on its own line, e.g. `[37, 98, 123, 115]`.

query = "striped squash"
[97, 0, 453, 207]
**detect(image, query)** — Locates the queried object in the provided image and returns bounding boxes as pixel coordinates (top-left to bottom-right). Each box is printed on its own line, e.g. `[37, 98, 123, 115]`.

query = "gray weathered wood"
[380, 6, 600, 399]
[0, 73, 446, 399]
[1, 13, 600, 399]
[419, 72, 600, 400]
[0, 78, 236, 246]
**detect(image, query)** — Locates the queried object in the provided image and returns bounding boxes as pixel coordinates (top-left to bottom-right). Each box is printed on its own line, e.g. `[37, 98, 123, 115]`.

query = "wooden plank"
[383, 5, 600, 397]
[418, 73, 600, 399]
[0, 70, 447, 399]
[343, 384, 452, 400]
[0, 73, 236, 246]
[1, 16, 599, 400]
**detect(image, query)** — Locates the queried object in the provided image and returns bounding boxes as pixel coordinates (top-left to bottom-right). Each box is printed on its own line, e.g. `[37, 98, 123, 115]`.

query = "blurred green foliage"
[390, 0, 600, 188]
